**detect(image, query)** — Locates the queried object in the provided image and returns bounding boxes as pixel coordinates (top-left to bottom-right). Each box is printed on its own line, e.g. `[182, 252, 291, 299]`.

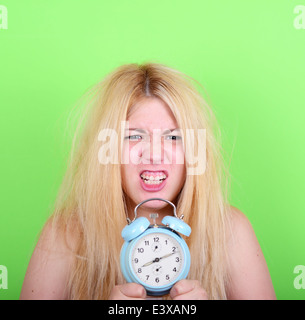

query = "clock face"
[130, 232, 185, 288]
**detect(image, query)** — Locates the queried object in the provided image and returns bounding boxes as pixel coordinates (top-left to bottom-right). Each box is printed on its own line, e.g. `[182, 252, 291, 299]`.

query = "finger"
[119, 283, 147, 299]
[170, 279, 207, 300]
[172, 288, 208, 300]
[170, 279, 197, 298]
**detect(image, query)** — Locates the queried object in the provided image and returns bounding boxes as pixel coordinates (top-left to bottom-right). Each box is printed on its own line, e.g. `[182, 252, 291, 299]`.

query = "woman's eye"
[125, 135, 142, 141]
[165, 135, 182, 141]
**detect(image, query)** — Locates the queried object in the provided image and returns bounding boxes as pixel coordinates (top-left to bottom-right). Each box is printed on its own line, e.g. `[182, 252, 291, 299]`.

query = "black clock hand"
[141, 252, 175, 267]
[141, 257, 159, 267]
[158, 252, 175, 260]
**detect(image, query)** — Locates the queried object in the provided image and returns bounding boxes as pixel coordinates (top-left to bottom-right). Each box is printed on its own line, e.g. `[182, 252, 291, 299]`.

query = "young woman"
[20, 63, 276, 300]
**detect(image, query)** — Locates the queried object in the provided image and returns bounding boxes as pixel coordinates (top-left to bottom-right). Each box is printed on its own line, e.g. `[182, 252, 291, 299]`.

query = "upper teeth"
[140, 173, 167, 181]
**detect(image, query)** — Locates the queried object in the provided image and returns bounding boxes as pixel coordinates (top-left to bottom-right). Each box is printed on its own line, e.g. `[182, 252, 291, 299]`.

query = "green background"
[1, 0, 304, 300]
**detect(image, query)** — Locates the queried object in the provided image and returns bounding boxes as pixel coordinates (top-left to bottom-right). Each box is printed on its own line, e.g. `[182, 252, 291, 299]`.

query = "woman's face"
[121, 97, 186, 219]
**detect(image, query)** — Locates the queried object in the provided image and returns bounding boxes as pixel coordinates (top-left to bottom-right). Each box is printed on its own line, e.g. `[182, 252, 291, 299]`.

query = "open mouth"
[140, 170, 167, 185]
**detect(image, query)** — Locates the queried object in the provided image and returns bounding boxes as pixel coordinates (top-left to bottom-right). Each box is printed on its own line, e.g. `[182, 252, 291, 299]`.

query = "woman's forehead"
[127, 97, 178, 126]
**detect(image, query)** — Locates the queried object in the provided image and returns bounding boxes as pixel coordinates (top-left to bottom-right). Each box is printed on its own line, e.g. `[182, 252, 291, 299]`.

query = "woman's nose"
[141, 135, 164, 164]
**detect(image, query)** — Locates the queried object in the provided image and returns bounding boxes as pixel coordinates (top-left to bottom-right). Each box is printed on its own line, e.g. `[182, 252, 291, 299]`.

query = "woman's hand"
[109, 283, 146, 300]
[170, 280, 208, 300]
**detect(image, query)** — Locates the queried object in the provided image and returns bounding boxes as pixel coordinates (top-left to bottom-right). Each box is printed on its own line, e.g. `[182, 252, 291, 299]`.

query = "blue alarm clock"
[120, 198, 191, 296]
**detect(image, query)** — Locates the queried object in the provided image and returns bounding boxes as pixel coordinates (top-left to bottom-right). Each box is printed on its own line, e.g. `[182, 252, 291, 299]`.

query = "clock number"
[131, 234, 186, 288]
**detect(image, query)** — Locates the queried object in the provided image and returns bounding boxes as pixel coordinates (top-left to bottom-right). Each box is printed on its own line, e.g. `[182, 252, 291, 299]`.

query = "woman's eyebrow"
[125, 128, 147, 134]
[125, 128, 180, 134]
[162, 128, 181, 134]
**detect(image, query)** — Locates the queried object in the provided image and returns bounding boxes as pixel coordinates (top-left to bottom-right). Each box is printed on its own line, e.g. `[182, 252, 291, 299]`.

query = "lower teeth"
[142, 179, 164, 185]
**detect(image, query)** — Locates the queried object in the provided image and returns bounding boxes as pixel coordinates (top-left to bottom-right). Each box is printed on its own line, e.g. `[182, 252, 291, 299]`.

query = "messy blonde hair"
[50, 62, 231, 299]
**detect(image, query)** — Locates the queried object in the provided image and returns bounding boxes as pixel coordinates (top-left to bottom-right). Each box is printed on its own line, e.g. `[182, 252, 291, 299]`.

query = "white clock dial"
[130, 232, 184, 287]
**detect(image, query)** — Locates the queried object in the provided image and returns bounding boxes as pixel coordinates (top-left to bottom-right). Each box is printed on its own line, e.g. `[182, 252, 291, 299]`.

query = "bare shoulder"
[20, 215, 81, 300]
[226, 206, 276, 300]
[227, 206, 257, 244]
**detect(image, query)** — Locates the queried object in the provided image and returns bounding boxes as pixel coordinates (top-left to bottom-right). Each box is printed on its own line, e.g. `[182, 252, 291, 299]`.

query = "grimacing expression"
[121, 97, 186, 215]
